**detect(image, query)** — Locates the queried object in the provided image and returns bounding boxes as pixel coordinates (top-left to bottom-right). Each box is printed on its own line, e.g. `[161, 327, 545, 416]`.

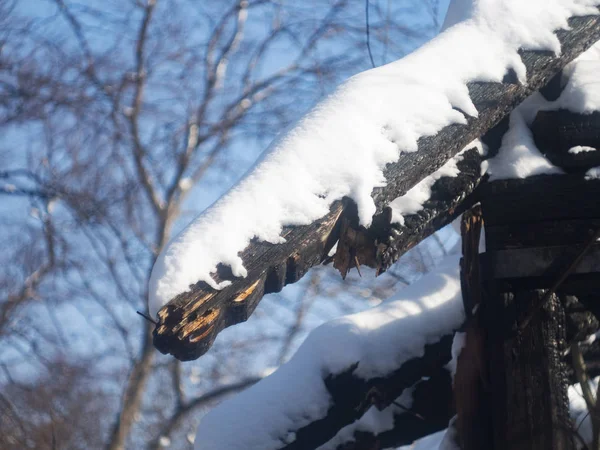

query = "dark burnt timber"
[532, 110, 600, 171]
[477, 172, 600, 449]
[455, 207, 493, 450]
[279, 335, 455, 450]
[153, 137, 484, 361]
[153, 14, 600, 361]
[332, 338, 600, 450]
[485, 288, 574, 450]
[456, 210, 600, 450]
[334, 368, 454, 450]
[212, 320, 596, 450]
[480, 175, 600, 226]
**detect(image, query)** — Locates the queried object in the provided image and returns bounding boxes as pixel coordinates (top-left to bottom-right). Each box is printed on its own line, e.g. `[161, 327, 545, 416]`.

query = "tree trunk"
[106, 324, 155, 450]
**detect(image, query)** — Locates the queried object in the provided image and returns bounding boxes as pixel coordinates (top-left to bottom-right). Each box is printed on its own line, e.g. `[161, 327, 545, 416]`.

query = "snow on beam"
[194, 255, 465, 450]
[320, 367, 454, 450]
[276, 336, 455, 450]
[153, 9, 600, 361]
[154, 147, 483, 361]
[188, 256, 600, 450]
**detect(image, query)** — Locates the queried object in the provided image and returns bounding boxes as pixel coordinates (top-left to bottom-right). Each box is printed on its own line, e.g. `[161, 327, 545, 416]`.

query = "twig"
[365, 0, 376, 68]
[354, 255, 363, 277]
[572, 342, 596, 413]
[136, 310, 157, 325]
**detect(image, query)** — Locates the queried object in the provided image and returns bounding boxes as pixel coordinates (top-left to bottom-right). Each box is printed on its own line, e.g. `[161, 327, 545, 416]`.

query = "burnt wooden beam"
[455, 207, 493, 450]
[486, 218, 600, 252]
[279, 334, 455, 450]
[485, 288, 574, 450]
[480, 175, 600, 226]
[456, 203, 600, 450]
[154, 13, 600, 361]
[313, 336, 600, 450]
[363, 147, 485, 273]
[154, 201, 345, 359]
[154, 149, 484, 360]
[479, 175, 600, 295]
[335, 369, 454, 450]
[372, 12, 600, 212]
[532, 110, 600, 172]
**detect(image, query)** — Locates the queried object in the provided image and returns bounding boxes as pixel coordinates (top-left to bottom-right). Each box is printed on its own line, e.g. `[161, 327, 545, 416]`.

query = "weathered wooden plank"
[154, 201, 344, 359]
[482, 243, 600, 279]
[480, 175, 600, 226]
[532, 110, 600, 171]
[155, 148, 485, 360]
[336, 338, 600, 450]
[485, 219, 600, 251]
[154, 14, 600, 361]
[485, 289, 573, 450]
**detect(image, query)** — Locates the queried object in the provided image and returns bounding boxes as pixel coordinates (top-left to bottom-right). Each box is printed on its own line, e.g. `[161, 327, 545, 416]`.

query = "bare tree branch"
[147, 377, 261, 450]
[127, 0, 164, 216]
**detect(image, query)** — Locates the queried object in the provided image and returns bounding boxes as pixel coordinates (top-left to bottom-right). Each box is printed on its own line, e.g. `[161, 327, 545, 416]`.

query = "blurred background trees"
[0, 0, 450, 448]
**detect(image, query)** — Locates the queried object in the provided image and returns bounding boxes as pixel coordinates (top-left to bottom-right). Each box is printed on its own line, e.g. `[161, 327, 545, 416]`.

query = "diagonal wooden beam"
[154, 13, 600, 361]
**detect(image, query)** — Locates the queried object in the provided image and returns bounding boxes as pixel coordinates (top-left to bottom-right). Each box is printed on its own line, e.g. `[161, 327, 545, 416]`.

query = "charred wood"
[154, 16, 600, 361]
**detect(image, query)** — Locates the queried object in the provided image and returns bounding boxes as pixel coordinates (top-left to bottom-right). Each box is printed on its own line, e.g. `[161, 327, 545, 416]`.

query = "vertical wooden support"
[455, 206, 493, 450]
[485, 287, 573, 450]
[476, 174, 600, 450]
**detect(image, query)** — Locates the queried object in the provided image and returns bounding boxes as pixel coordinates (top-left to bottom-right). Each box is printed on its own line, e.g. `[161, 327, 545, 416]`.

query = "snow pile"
[437, 417, 461, 450]
[585, 167, 600, 179]
[194, 254, 464, 450]
[488, 40, 600, 180]
[487, 93, 565, 180]
[318, 386, 415, 450]
[148, 0, 600, 315]
[557, 41, 600, 114]
[389, 140, 485, 225]
[569, 145, 597, 154]
[446, 331, 467, 380]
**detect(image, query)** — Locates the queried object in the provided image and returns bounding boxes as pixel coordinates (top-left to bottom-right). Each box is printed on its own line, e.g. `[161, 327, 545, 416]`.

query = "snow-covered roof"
[148, 0, 600, 321]
[194, 254, 464, 450]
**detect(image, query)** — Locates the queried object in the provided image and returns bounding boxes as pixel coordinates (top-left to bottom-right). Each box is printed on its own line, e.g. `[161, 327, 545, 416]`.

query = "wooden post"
[455, 206, 493, 450]
[477, 105, 600, 449]
[479, 176, 600, 449]
[485, 287, 573, 450]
